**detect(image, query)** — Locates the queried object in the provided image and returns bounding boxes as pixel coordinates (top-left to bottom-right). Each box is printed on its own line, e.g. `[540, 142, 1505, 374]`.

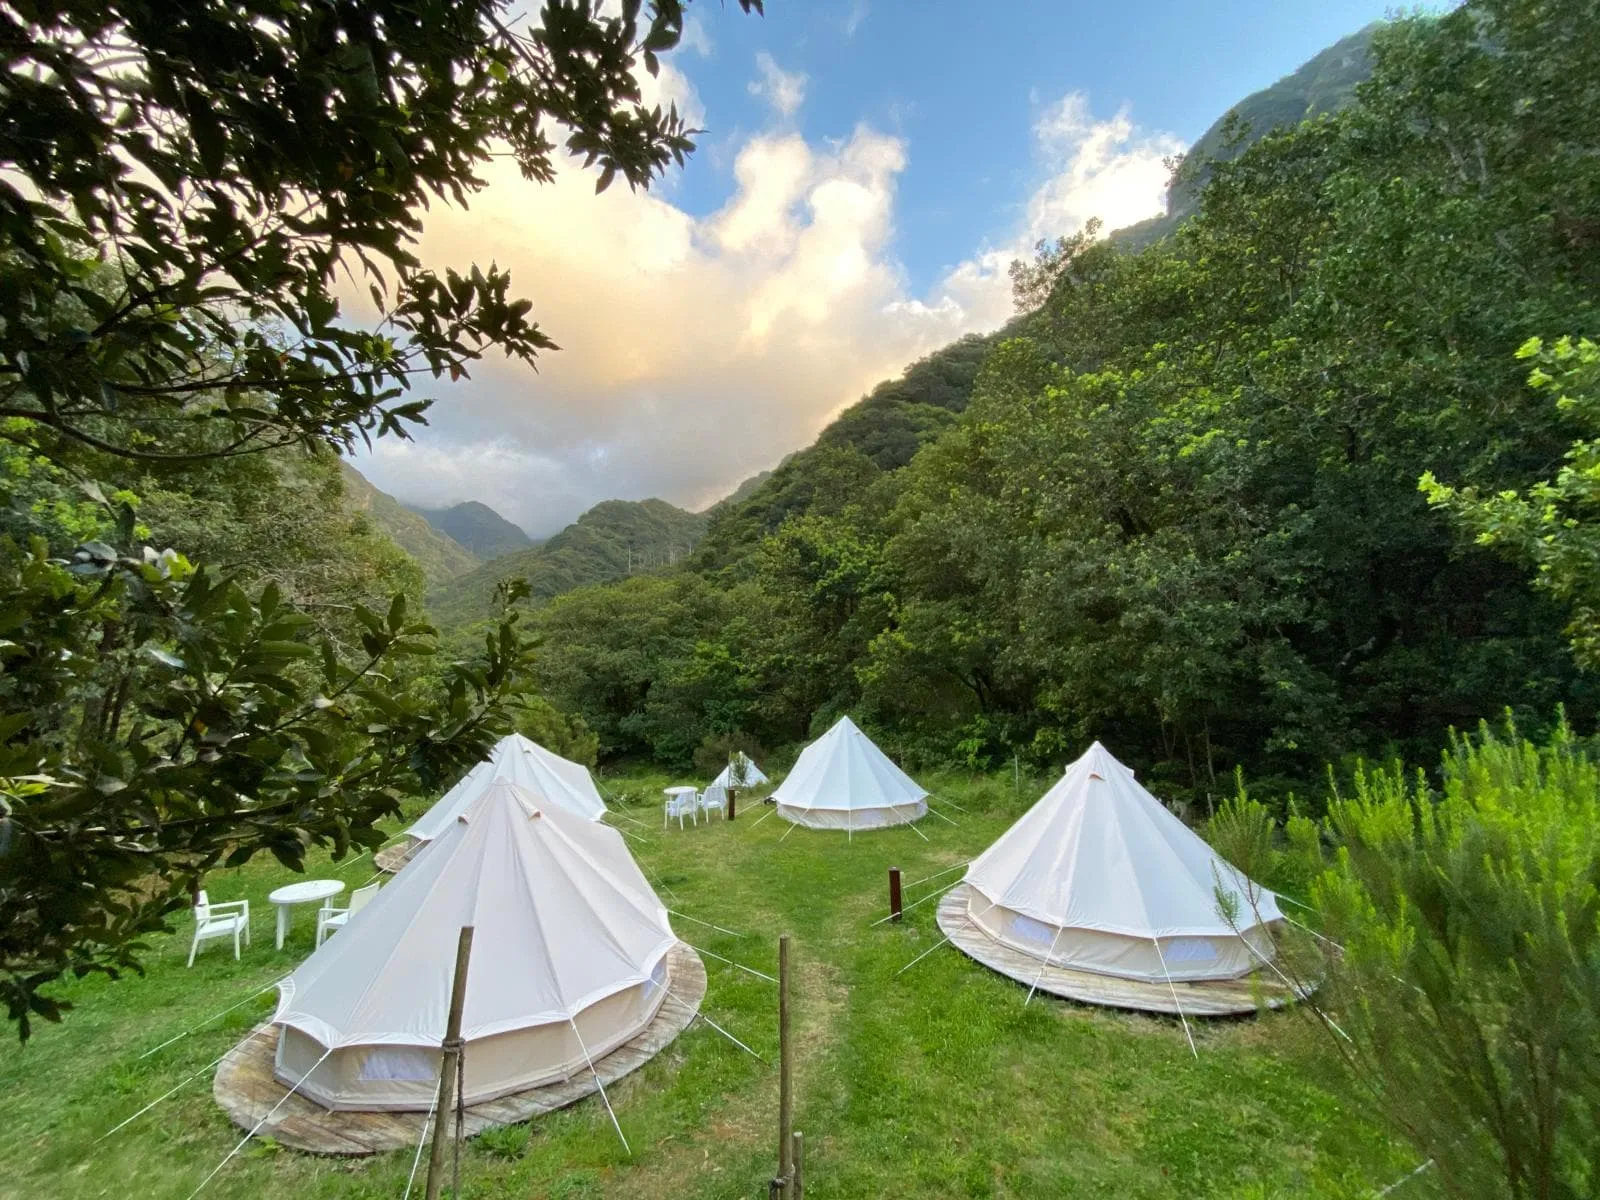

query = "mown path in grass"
[0, 770, 1428, 1199]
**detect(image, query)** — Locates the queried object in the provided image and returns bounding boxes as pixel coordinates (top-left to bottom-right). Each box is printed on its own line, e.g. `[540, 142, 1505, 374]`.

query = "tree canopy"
[0, 0, 757, 1037]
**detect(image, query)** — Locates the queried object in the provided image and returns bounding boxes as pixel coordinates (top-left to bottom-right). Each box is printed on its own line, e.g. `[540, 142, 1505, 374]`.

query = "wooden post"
[777, 933, 793, 1198]
[425, 925, 475, 1200]
[888, 867, 903, 923]
[727, 786, 737, 821]
[791, 1130, 804, 1200]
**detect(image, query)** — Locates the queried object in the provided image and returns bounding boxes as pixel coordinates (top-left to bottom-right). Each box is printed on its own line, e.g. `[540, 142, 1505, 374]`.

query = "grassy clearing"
[0, 770, 1427, 1198]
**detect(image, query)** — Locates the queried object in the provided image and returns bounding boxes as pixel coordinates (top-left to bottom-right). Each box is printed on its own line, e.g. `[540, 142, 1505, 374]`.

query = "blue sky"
[355, 0, 1413, 536]
[673, 0, 1396, 291]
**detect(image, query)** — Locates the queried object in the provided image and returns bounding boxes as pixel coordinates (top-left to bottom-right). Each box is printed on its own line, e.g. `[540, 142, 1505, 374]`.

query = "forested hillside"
[409, 499, 535, 559]
[339, 462, 479, 586]
[430, 497, 709, 628]
[1109, 24, 1375, 250]
[533, 3, 1600, 798]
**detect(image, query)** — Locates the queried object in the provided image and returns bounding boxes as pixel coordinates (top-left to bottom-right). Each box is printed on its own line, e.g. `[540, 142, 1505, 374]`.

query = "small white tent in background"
[961, 741, 1283, 984]
[274, 780, 678, 1110]
[407, 733, 606, 842]
[771, 716, 927, 831]
[710, 753, 768, 790]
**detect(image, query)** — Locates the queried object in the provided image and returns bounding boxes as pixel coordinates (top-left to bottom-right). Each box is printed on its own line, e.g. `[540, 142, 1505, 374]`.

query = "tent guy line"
[136, 979, 283, 1059]
[399, 1085, 441, 1200]
[98, 1027, 274, 1143]
[869, 881, 962, 928]
[1150, 937, 1198, 1058]
[666, 987, 767, 1064]
[569, 1017, 630, 1155]
[683, 941, 777, 983]
[667, 910, 748, 938]
[186, 1048, 332, 1199]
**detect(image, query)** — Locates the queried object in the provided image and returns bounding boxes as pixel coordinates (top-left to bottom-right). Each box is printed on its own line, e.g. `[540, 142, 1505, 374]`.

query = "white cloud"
[840, 1, 869, 39]
[348, 86, 1182, 536]
[680, 13, 714, 58]
[919, 91, 1184, 332]
[747, 52, 807, 119]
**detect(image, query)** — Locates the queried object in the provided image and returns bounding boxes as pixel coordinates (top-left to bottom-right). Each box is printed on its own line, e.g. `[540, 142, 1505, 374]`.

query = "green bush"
[1309, 718, 1600, 1199]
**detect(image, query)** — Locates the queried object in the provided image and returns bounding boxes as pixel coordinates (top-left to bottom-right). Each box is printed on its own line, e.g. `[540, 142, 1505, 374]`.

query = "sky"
[351, 0, 1401, 537]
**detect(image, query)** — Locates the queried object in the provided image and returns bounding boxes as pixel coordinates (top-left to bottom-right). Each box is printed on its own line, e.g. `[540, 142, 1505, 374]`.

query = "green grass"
[0, 771, 1428, 1199]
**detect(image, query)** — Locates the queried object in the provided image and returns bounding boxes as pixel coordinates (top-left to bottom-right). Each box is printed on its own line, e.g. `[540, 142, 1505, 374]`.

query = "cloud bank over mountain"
[350, 50, 1179, 536]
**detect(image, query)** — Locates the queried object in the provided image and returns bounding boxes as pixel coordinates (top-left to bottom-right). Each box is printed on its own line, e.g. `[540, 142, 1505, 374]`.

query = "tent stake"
[426, 926, 475, 1200]
[776, 933, 794, 1197]
[792, 1129, 805, 1199]
[888, 868, 903, 923]
[727, 785, 737, 821]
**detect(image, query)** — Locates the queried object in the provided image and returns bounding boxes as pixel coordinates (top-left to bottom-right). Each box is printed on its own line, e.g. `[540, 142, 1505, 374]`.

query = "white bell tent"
[407, 733, 606, 842]
[963, 741, 1283, 983]
[709, 753, 768, 790]
[273, 780, 676, 1110]
[771, 716, 927, 831]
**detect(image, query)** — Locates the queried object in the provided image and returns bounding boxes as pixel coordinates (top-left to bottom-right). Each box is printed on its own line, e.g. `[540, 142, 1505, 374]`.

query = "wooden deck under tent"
[212, 942, 706, 1156]
[373, 838, 416, 874]
[936, 884, 1306, 1017]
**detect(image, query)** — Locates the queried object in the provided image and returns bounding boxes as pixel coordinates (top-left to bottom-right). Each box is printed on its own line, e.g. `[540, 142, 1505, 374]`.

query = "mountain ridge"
[408, 499, 535, 560]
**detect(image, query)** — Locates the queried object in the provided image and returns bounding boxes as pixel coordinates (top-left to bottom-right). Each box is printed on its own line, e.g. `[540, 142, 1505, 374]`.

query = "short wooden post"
[425, 925, 475, 1200]
[777, 933, 793, 1197]
[727, 786, 737, 821]
[791, 1130, 805, 1200]
[888, 867, 903, 923]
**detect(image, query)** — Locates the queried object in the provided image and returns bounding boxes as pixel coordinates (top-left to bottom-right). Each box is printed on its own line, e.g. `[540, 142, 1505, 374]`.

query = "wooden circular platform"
[373, 838, 417, 874]
[213, 942, 706, 1155]
[936, 883, 1305, 1016]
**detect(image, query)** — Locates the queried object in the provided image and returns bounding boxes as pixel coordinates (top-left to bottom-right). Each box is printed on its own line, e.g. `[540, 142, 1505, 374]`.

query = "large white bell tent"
[709, 752, 769, 790]
[273, 779, 677, 1110]
[961, 741, 1283, 986]
[407, 733, 606, 842]
[771, 716, 927, 831]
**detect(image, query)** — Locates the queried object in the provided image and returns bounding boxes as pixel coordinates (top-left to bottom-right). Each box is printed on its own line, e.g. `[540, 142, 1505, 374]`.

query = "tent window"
[1011, 914, 1057, 946]
[359, 1047, 437, 1082]
[1161, 938, 1218, 963]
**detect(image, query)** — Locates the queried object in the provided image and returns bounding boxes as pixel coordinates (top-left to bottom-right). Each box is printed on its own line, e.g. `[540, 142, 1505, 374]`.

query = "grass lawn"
[0, 769, 1430, 1199]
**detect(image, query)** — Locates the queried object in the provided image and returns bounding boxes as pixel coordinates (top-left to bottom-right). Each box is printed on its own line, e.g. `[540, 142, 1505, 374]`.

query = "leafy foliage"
[1424, 338, 1600, 669]
[0, 0, 761, 1037]
[1307, 720, 1600, 1199]
[0, 0, 755, 467]
[0, 525, 537, 1038]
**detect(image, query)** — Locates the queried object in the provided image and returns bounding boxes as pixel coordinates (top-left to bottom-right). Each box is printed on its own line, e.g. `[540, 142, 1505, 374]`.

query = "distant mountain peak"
[338, 462, 479, 587]
[408, 500, 535, 561]
[429, 497, 710, 628]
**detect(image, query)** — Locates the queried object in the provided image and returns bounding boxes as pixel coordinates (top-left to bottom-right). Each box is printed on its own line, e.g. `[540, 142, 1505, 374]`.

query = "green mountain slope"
[430, 497, 709, 628]
[692, 331, 1001, 573]
[409, 500, 534, 559]
[338, 462, 479, 587]
[1110, 24, 1376, 250]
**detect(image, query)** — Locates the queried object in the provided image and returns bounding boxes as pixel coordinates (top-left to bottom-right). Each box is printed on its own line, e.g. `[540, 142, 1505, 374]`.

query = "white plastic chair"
[699, 785, 727, 820]
[316, 881, 380, 948]
[664, 792, 697, 829]
[188, 890, 250, 967]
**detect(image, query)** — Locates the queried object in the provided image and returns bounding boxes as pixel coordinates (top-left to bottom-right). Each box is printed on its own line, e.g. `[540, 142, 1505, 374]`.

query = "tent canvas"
[710, 754, 769, 790]
[274, 780, 674, 1110]
[964, 741, 1282, 983]
[407, 733, 606, 841]
[771, 716, 927, 831]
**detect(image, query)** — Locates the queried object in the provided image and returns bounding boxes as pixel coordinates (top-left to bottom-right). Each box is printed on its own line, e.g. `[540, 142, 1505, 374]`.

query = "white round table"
[268, 879, 345, 949]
